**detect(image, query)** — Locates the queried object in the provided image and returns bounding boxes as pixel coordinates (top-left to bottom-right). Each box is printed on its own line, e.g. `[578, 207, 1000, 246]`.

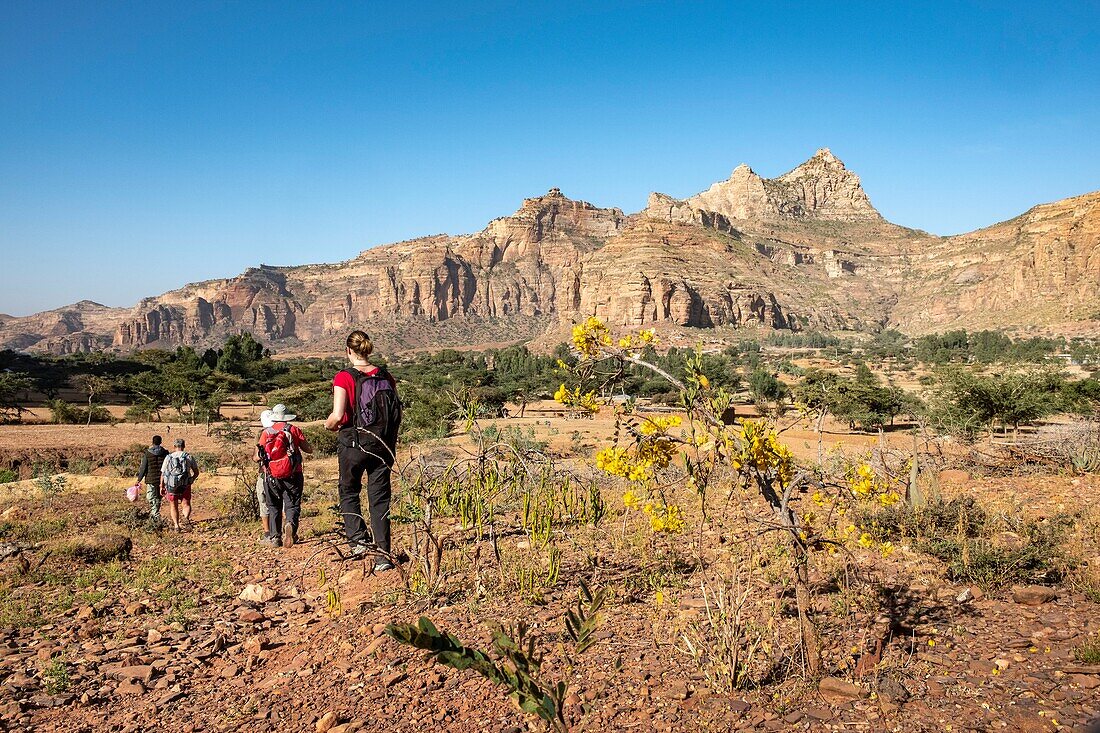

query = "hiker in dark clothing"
[136, 435, 169, 520]
[324, 330, 402, 572]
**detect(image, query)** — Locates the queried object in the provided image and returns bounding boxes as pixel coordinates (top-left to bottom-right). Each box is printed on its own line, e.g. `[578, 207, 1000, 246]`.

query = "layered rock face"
[890, 191, 1100, 334]
[2, 150, 1097, 355]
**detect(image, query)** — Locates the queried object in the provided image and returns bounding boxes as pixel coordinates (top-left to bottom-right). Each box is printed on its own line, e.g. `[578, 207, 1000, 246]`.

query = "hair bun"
[346, 330, 373, 359]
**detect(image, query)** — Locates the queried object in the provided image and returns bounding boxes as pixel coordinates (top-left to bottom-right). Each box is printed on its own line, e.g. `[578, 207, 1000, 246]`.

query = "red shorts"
[165, 487, 191, 502]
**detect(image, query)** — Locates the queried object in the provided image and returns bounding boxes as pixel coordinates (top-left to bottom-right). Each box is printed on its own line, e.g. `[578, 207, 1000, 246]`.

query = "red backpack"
[262, 424, 301, 479]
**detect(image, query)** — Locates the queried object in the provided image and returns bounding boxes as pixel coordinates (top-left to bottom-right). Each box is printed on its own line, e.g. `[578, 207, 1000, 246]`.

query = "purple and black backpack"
[345, 367, 402, 464]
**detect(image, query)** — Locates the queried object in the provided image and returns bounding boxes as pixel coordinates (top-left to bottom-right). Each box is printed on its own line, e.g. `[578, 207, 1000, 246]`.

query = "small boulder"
[113, 665, 156, 684]
[819, 676, 867, 703]
[115, 679, 145, 695]
[238, 609, 266, 624]
[238, 584, 277, 603]
[65, 535, 132, 564]
[316, 711, 338, 733]
[1012, 585, 1057, 606]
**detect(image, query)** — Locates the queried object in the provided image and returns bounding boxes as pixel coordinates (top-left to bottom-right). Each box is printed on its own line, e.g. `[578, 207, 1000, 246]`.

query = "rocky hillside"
[2, 151, 1097, 354]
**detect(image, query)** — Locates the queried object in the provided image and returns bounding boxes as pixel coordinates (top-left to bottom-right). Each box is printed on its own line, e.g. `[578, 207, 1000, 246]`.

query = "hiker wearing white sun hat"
[253, 410, 275, 542]
[258, 403, 312, 548]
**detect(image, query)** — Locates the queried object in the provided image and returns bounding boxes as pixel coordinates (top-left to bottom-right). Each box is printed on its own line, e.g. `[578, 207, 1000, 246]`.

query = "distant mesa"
[2, 149, 1098, 355]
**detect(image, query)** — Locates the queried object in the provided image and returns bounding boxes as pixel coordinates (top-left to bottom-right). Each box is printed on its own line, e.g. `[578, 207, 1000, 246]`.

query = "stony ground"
[1, 442, 1099, 732]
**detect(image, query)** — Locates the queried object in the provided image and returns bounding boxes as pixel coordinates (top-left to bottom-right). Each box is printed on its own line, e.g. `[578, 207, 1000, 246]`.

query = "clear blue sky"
[2, 1, 1098, 316]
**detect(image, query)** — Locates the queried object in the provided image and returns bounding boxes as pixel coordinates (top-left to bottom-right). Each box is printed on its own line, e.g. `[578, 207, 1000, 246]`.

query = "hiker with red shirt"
[258, 404, 312, 548]
[325, 330, 402, 571]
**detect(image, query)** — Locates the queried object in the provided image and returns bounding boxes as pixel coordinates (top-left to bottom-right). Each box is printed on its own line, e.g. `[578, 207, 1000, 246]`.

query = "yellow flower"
[622, 490, 642, 510]
[571, 317, 612, 359]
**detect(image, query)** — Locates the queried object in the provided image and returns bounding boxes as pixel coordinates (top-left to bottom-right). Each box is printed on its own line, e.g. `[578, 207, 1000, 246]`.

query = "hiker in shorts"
[325, 330, 402, 572]
[160, 438, 199, 531]
[258, 404, 312, 548]
[253, 410, 274, 540]
[135, 435, 169, 522]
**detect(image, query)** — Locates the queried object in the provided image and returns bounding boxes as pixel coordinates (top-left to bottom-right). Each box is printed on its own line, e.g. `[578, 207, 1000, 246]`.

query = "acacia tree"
[930, 368, 1063, 439]
[0, 371, 33, 423]
[793, 369, 842, 464]
[73, 374, 114, 426]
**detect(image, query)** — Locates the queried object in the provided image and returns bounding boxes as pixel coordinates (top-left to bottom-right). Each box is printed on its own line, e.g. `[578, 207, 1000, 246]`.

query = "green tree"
[0, 371, 33, 423]
[793, 369, 843, 463]
[73, 374, 114, 427]
[748, 368, 788, 416]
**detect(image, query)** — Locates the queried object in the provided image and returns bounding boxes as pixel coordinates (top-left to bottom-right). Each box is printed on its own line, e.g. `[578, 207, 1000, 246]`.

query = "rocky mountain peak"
[684, 149, 881, 223]
[483, 189, 626, 249]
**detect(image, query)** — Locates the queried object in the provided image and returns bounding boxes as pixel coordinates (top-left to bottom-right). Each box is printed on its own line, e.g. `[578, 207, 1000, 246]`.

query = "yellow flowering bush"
[846, 462, 901, 507]
[642, 501, 685, 533]
[553, 383, 601, 415]
[639, 414, 681, 436]
[733, 420, 795, 486]
[558, 316, 916, 674]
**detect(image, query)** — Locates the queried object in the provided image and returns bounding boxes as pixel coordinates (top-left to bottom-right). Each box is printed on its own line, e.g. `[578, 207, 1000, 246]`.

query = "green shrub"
[47, 400, 113, 425]
[265, 381, 332, 422]
[192, 452, 219, 473]
[1075, 635, 1100, 664]
[67, 458, 93, 475]
[0, 468, 17, 484]
[301, 425, 338, 456]
[861, 498, 1071, 591]
[124, 400, 159, 422]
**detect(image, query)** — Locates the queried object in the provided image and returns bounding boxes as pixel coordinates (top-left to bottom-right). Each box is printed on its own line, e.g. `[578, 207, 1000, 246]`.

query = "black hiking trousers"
[337, 440, 392, 559]
[264, 473, 304, 542]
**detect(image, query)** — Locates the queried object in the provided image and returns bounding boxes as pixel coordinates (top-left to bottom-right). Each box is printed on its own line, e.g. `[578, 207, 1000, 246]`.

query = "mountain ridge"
[2, 151, 1097, 354]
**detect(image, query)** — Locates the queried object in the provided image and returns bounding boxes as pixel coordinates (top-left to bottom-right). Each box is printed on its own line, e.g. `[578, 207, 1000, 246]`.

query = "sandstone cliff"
[1, 150, 1096, 354]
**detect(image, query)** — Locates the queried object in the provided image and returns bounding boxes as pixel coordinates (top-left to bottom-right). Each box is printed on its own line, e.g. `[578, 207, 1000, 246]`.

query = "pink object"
[126, 483, 141, 502]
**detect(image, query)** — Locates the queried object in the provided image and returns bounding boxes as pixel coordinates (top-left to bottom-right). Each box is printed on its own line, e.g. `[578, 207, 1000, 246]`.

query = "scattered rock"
[339, 569, 365, 586]
[113, 665, 156, 684]
[1012, 585, 1058, 606]
[993, 531, 1026, 551]
[316, 711, 338, 733]
[239, 584, 278, 603]
[819, 676, 867, 703]
[382, 671, 407, 687]
[116, 679, 146, 695]
[1068, 673, 1100, 690]
[238, 609, 266, 624]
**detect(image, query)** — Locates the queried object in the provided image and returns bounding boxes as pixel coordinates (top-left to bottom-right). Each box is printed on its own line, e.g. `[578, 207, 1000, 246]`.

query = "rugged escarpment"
[890, 191, 1100, 335]
[2, 150, 1097, 354]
